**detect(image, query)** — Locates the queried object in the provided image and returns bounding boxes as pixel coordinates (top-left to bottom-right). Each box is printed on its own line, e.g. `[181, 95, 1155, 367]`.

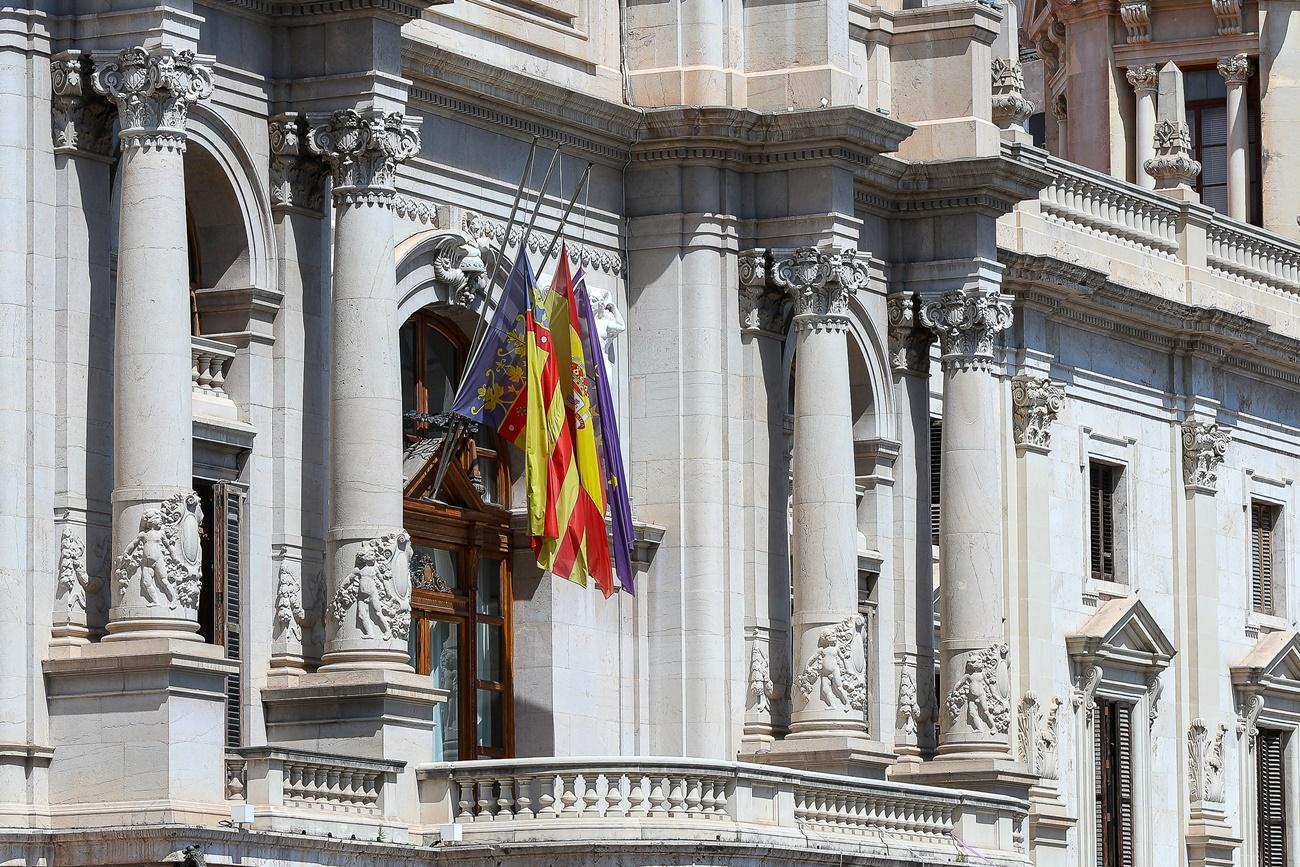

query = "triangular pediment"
[402, 435, 485, 511]
[1066, 596, 1176, 670]
[1232, 629, 1300, 690]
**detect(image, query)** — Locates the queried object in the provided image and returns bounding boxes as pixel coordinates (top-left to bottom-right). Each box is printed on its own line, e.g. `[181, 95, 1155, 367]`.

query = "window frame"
[1087, 457, 1129, 587]
[1251, 498, 1283, 617]
[1257, 727, 1290, 867]
[1095, 698, 1136, 867]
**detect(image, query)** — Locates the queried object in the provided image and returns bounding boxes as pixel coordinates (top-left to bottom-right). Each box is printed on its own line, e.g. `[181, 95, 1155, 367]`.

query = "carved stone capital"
[309, 109, 420, 206]
[738, 249, 791, 338]
[886, 293, 932, 373]
[270, 114, 325, 215]
[1187, 718, 1228, 804]
[1119, 0, 1151, 43]
[991, 58, 1035, 126]
[91, 47, 212, 151]
[52, 53, 113, 158]
[919, 290, 1013, 372]
[1217, 53, 1252, 85]
[1011, 374, 1066, 451]
[1181, 418, 1231, 492]
[1126, 63, 1159, 95]
[770, 245, 869, 333]
[1144, 120, 1201, 189]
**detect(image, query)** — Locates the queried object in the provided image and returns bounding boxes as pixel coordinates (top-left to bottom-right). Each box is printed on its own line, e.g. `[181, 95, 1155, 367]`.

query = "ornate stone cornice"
[738, 249, 791, 338]
[1217, 53, 1252, 85]
[919, 290, 1013, 371]
[1011, 374, 1066, 451]
[91, 47, 212, 152]
[1126, 64, 1159, 95]
[991, 58, 1035, 127]
[1119, 0, 1151, 43]
[269, 114, 325, 215]
[1181, 419, 1231, 492]
[309, 109, 420, 206]
[886, 292, 932, 373]
[51, 53, 113, 158]
[769, 245, 870, 333]
[1145, 120, 1201, 189]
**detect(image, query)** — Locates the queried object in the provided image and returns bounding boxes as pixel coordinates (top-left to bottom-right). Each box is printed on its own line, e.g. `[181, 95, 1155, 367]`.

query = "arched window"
[400, 310, 514, 761]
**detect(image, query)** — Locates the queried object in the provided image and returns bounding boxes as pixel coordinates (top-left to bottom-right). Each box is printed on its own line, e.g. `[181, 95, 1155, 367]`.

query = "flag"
[534, 247, 615, 597]
[573, 267, 636, 594]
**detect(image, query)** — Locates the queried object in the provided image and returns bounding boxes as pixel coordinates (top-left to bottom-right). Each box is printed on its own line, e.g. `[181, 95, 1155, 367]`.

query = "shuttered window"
[1090, 462, 1119, 582]
[1258, 728, 1288, 867]
[1251, 501, 1279, 615]
[1095, 699, 1135, 867]
[196, 479, 244, 749]
[930, 419, 942, 546]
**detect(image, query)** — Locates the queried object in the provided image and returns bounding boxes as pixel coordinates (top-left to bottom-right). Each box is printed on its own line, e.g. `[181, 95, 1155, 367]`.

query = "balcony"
[191, 336, 239, 422]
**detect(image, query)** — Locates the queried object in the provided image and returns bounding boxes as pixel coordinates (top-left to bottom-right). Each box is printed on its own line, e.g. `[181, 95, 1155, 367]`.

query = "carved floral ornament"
[738, 245, 871, 335]
[795, 615, 868, 713]
[309, 109, 421, 205]
[56, 527, 96, 614]
[1126, 64, 1159, 95]
[946, 642, 1012, 735]
[746, 641, 784, 715]
[91, 46, 213, 150]
[114, 492, 204, 612]
[328, 531, 412, 641]
[1018, 691, 1063, 780]
[273, 548, 308, 642]
[738, 249, 790, 337]
[1187, 718, 1228, 804]
[991, 58, 1035, 126]
[1181, 418, 1231, 491]
[898, 670, 922, 738]
[1216, 53, 1252, 85]
[919, 290, 1013, 371]
[1011, 374, 1066, 450]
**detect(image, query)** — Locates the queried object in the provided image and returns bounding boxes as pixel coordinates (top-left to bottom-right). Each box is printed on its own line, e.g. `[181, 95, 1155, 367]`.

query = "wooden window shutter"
[1251, 502, 1276, 615]
[1094, 704, 1106, 867]
[1258, 729, 1288, 867]
[1090, 463, 1116, 581]
[930, 419, 942, 545]
[1096, 700, 1136, 867]
[1116, 702, 1135, 867]
[213, 482, 244, 748]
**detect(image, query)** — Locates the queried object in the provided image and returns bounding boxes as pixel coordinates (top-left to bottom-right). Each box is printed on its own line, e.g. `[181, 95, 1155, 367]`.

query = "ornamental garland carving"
[991, 58, 1034, 126]
[795, 615, 867, 713]
[1011, 375, 1066, 450]
[1181, 419, 1231, 491]
[91, 47, 212, 148]
[769, 245, 871, 329]
[1126, 64, 1159, 95]
[746, 642, 780, 715]
[113, 493, 204, 611]
[1187, 718, 1227, 804]
[919, 291, 1013, 371]
[898, 670, 922, 738]
[328, 531, 412, 641]
[309, 109, 420, 201]
[1119, 0, 1151, 43]
[1018, 691, 1063, 780]
[269, 115, 324, 213]
[273, 549, 308, 642]
[51, 53, 113, 157]
[946, 642, 1011, 734]
[1216, 53, 1252, 85]
[1145, 120, 1201, 188]
[56, 527, 94, 613]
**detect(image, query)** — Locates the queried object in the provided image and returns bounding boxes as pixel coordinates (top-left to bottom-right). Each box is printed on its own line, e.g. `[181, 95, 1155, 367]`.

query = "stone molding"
[991, 58, 1034, 127]
[738, 249, 791, 338]
[1126, 64, 1159, 95]
[768, 245, 871, 333]
[113, 492, 205, 614]
[794, 615, 867, 713]
[1145, 120, 1201, 189]
[270, 114, 325, 215]
[1011, 374, 1066, 451]
[51, 52, 113, 158]
[1018, 691, 1062, 780]
[1181, 419, 1231, 492]
[309, 109, 421, 206]
[1212, 0, 1242, 35]
[328, 531, 413, 642]
[1216, 53, 1252, 85]
[945, 642, 1011, 735]
[1187, 718, 1227, 804]
[461, 211, 624, 276]
[1119, 0, 1151, 43]
[885, 292, 933, 374]
[919, 290, 1013, 372]
[91, 47, 213, 151]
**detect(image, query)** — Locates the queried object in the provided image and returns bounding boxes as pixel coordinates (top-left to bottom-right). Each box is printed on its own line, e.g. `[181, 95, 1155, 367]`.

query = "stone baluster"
[919, 287, 1015, 760]
[1217, 55, 1253, 221]
[92, 46, 212, 641]
[309, 109, 420, 669]
[1127, 65, 1158, 191]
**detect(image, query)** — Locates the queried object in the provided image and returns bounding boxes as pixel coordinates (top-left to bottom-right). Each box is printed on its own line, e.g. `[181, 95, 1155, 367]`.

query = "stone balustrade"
[1206, 218, 1300, 294]
[191, 336, 239, 421]
[417, 757, 1028, 864]
[1037, 157, 1180, 257]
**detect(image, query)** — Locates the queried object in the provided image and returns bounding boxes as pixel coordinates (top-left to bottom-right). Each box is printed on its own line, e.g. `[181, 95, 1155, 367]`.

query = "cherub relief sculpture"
[946, 642, 1011, 734]
[328, 532, 412, 641]
[796, 615, 867, 713]
[114, 492, 204, 611]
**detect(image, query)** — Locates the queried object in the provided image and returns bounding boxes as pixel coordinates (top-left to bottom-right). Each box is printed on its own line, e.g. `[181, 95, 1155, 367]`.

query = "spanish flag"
[533, 247, 614, 597]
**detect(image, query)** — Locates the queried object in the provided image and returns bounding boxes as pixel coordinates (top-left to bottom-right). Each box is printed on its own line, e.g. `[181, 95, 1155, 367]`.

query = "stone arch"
[846, 293, 896, 444]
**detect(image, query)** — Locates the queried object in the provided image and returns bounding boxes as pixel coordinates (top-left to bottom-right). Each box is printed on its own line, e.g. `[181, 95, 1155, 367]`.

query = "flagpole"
[534, 162, 594, 283]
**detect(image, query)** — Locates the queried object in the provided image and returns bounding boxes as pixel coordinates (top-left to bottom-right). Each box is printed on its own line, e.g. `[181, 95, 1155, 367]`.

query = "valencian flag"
[534, 248, 615, 597]
[572, 265, 636, 594]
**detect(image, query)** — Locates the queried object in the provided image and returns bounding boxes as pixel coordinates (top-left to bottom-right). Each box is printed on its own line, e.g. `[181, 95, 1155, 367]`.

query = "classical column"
[1127, 65, 1158, 190]
[1218, 54, 1253, 221]
[771, 246, 873, 749]
[92, 47, 212, 641]
[310, 109, 420, 670]
[920, 289, 1015, 760]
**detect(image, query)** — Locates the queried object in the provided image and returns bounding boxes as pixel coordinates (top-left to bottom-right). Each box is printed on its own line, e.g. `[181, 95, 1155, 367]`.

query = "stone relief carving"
[747, 643, 780, 715]
[1211, 0, 1242, 35]
[51, 53, 113, 157]
[269, 114, 325, 213]
[57, 527, 94, 614]
[795, 615, 867, 713]
[586, 284, 627, 362]
[328, 532, 412, 641]
[113, 493, 204, 611]
[309, 109, 421, 203]
[1072, 663, 1103, 716]
[1236, 693, 1264, 744]
[886, 293, 933, 373]
[946, 642, 1011, 734]
[898, 670, 922, 738]
[919, 291, 1013, 371]
[1011, 375, 1066, 450]
[1147, 674, 1164, 731]
[1051, 94, 1067, 125]
[430, 233, 491, 307]
[991, 58, 1034, 126]
[738, 249, 791, 338]
[1216, 53, 1251, 85]
[1187, 718, 1227, 804]
[1126, 64, 1159, 95]
[1181, 419, 1231, 491]
[1019, 691, 1063, 780]
[1119, 0, 1151, 43]
[461, 211, 624, 276]
[769, 245, 870, 330]
[1145, 120, 1201, 189]
[91, 47, 213, 148]
[273, 549, 308, 642]
[393, 196, 439, 225]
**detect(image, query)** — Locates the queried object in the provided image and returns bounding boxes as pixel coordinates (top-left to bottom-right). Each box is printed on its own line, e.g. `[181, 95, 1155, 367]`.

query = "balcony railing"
[191, 336, 239, 421]
[417, 757, 1028, 864]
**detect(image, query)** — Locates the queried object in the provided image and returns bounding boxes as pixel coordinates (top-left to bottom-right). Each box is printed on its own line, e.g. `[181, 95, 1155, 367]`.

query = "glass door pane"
[426, 619, 460, 761]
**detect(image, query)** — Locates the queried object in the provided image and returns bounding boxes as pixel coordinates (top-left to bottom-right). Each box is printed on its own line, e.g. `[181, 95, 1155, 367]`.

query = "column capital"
[991, 58, 1034, 127]
[886, 292, 933, 374]
[1181, 418, 1231, 492]
[919, 290, 1013, 372]
[1217, 53, 1253, 85]
[309, 109, 421, 207]
[270, 114, 326, 216]
[1051, 93, 1068, 123]
[738, 249, 791, 338]
[1011, 374, 1066, 452]
[51, 52, 114, 159]
[1126, 64, 1159, 95]
[769, 244, 869, 333]
[91, 46, 212, 152]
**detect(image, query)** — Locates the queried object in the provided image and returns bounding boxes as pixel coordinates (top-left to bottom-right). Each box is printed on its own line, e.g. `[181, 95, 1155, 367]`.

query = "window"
[930, 418, 942, 546]
[194, 478, 244, 748]
[1095, 699, 1135, 867]
[1090, 462, 1122, 582]
[1185, 68, 1262, 224]
[1251, 500, 1281, 615]
[1258, 728, 1289, 867]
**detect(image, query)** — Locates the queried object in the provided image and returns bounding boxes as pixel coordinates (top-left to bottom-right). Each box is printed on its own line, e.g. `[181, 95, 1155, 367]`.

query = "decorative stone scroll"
[1018, 691, 1063, 779]
[1181, 419, 1231, 491]
[1126, 64, 1158, 96]
[1119, 0, 1151, 43]
[795, 614, 867, 713]
[51, 53, 113, 157]
[991, 58, 1034, 127]
[1011, 374, 1066, 451]
[1187, 718, 1227, 804]
[886, 293, 932, 373]
[945, 642, 1011, 734]
[1148, 674, 1164, 731]
[769, 245, 871, 332]
[91, 47, 213, 151]
[1072, 662, 1102, 714]
[309, 109, 421, 205]
[113, 492, 204, 613]
[328, 531, 413, 641]
[1145, 120, 1201, 189]
[1211, 0, 1242, 35]
[898, 670, 922, 738]
[919, 291, 1013, 372]
[1236, 693, 1264, 744]
[269, 114, 325, 214]
[738, 249, 790, 337]
[1216, 53, 1252, 86]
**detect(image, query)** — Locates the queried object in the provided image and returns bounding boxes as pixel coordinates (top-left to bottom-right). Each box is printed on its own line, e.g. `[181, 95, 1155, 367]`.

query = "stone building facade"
[2, 0, 1300, 865]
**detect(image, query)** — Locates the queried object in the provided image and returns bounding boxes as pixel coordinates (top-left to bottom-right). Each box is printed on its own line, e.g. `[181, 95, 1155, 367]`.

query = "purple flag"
[573, 268, 635, 594]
